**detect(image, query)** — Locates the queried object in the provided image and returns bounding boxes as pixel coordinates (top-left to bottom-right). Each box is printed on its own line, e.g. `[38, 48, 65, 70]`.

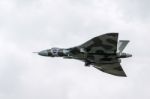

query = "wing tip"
[105, 32, 119, 36]
[118, 73, 127, 77]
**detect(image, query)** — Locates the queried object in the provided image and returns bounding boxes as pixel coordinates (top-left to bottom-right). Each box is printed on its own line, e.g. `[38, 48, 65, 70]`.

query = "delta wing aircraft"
[35, 33, 132, 77]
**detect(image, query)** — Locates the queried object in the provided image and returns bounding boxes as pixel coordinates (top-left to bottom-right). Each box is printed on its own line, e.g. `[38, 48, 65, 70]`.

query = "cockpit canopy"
[50, 47, 60, 56]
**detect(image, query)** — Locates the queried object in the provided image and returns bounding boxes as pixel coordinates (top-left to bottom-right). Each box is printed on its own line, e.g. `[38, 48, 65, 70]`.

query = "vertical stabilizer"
[117, 40, 129, 53]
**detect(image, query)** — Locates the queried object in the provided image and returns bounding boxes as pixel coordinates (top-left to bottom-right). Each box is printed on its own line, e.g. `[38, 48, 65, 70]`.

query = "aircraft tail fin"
[117, 40, 129, 53]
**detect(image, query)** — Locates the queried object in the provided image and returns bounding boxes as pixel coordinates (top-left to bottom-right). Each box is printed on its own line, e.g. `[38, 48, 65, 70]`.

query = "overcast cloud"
[0, 0, 150, 99]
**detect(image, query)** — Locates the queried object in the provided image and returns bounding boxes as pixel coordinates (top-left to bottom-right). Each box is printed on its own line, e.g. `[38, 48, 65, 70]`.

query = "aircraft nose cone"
[38, 50, 48, 56]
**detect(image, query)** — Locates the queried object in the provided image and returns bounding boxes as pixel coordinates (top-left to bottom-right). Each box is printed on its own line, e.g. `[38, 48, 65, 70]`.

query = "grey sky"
[0, 0, 150, 99]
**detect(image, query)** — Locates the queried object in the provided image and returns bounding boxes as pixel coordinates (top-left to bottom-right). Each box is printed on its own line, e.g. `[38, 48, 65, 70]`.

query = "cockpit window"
[51, 48, 60, 56]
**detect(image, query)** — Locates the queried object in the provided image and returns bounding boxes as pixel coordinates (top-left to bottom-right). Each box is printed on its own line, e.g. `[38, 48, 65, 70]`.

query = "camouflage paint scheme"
[37, 33, 132, 77]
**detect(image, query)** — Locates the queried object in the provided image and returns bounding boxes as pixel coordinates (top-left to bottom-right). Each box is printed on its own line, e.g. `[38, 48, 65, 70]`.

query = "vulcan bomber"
[36, 33, 132, 77]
